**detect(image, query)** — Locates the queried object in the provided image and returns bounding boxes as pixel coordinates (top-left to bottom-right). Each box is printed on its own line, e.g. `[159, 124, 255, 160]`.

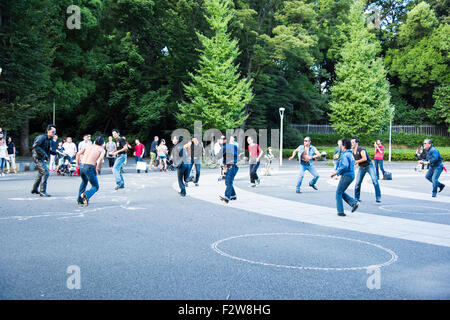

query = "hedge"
[281, 147, 450, 162]
[284, 132, 450, 148]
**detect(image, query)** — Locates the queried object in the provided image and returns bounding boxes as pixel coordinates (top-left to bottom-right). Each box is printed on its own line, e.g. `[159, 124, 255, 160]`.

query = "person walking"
[333, 140, 342, 169]
[288, 136, 321, 193]
[263, 146, 274, 176]
[76, 135, 106, 206]
[420, 139, 445, 197]
[171, 136, 189, 197]
[49, 135, 58, 173]
[157, 139, 169, 172]
[216, 136, 241, 203]
[149, 136, 159, 172]
[185, 135, 205, 186]
[0, 139, 7, 176]
[352, 137, 381, 203]
[373, 138, 386, 180]
[105, 136, 117, 168]
[134, 138, 146, 173]
[331, 138, 359, 216]
[31, 125, 57, 196]
[110, 129, 128, 190]
[247, 136, 263, 187]
[6, 136, 17, 174]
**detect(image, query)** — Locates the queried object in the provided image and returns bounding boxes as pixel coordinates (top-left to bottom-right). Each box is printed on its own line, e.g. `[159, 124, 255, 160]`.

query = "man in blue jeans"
[352, 137, 381, 203]
[216, 136, 241, 203]
[76, 135, 106, 206]
[288, 136, 322, 193]
[420, 139, 445, 197]
[331, 138, 359, 216]
[110, 129, 128, 190]
[171, 136, 190, 197]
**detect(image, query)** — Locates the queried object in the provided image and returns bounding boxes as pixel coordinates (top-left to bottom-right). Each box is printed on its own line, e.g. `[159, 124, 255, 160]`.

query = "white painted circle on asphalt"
[379, 205, 450, 215]
[211, 233, 398, 271]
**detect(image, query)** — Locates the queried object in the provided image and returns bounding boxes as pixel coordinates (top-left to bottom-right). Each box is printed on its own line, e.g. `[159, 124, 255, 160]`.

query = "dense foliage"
[0, 0, 448, 155]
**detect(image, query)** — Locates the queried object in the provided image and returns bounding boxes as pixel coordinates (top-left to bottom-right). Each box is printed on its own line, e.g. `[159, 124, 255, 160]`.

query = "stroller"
[166, 158, 176, 171]
[57, 156, 77, 176]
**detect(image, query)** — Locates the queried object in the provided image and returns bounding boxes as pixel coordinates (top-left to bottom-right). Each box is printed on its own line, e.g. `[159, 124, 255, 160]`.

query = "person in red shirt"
[373, 138, 386, 180]
[247, 136, 263, 187]
[134, 138, 146, 173]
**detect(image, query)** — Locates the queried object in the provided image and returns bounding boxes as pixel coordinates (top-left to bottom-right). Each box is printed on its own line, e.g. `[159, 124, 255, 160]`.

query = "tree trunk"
[20, 117, 30, 156]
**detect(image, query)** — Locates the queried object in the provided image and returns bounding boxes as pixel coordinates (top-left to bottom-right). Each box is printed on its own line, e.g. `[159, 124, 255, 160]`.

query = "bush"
[282, 147, 450, 161]
[285, 132, 450, 148]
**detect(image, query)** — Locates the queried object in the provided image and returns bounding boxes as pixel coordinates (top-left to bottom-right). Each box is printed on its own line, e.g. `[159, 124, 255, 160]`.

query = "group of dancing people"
[30, 125, 446, 215]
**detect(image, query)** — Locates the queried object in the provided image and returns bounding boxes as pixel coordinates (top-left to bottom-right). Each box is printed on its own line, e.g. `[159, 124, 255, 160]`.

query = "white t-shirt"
[62, 142, 77, 157]
[0, 144, 7, 159]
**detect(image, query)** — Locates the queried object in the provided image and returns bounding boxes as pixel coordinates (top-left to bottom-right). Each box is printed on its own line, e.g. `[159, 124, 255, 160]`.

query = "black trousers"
[32, 151, 49, 193]
[177, 163, 189, 195]
[249, 161, 260, 183]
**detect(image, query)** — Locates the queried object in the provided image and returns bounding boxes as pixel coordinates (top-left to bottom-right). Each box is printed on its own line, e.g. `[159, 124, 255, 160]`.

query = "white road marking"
[174, 172, 450, 248]
[211, 233, 398, 271]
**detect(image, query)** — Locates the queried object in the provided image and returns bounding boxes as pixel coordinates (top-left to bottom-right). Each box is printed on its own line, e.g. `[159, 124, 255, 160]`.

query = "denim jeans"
[188, 163, 201, 183]
[78, 164, 99, 201]
[425, 163, 444, 196]
[336, 174, 356, 214]
[296, 163, 319, 191]
[249, 161, 260, 183]
[225, 165, 239, 200]
[354, 164, 381, 201]
[113, 154, 127, 187]
[177, 163, 189, 195]
[374, 159, 385, 179]
[0, 158, 5, 171]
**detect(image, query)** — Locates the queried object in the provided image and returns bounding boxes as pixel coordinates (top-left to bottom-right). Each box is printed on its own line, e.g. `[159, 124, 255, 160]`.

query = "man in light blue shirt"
[331, 138, 359, 216]
[420, 139, 445, 197]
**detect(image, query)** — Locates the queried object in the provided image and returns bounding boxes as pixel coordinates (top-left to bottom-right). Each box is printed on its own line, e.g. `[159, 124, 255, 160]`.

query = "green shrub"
[285, 132, 450, 148]
[281, 147, 450, 161]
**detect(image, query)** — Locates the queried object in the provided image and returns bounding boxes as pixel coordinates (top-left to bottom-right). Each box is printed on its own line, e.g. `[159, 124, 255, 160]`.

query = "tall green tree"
[330, 0, 391, 136]
[177, 0, 253, 131]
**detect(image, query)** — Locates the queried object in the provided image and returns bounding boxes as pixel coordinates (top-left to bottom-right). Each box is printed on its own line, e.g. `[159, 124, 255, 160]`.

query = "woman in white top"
[157, 139, 168, 172]
[0, 139, 8, 176]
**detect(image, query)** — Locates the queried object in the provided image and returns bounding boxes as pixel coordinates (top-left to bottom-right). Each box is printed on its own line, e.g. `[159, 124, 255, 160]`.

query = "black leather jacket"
[32, 134, 55, 160]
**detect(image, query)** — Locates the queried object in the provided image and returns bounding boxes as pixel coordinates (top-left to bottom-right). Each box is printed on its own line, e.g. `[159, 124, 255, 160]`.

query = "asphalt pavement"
[0, 160, 449, 299]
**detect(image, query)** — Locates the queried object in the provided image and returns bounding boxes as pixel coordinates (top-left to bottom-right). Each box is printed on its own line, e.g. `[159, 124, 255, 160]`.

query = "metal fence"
[290, 124, 450, 137]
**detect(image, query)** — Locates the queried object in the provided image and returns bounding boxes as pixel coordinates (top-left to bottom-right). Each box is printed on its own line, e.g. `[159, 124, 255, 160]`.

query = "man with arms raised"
[76, 135, 106, 206]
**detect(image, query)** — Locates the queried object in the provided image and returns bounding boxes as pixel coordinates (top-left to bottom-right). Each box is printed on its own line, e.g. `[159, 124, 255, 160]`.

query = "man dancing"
[76, 135, 106, 206]
[288, 136, 321, 193]
[352, 137, 381, 203]
[110, 129, 128, 190]
[420, 139, 445, 197]
[216, 136, 241, 203]
[31, 124, 57, 197]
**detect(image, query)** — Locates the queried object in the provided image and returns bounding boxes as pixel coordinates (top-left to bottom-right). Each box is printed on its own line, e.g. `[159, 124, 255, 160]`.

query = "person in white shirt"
[62, 137, 77, 160]
[0, 139, 9, 176]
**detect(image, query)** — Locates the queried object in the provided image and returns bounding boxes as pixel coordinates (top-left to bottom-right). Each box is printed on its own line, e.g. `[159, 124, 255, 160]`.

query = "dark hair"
[112, 129, 120, 134]
[46, 124, 56, 132]
[352, 136, 359, 143]
[95, 135, 105, 146]
[377, 138, 382, 143]
[178, 136, 183, 143]
[342, 138, 352, 150]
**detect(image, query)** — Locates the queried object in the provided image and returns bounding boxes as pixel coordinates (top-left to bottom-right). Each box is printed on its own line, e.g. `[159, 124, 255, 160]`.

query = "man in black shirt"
[171, 136, 189, 197]
[31, 124, 57, 197]
[149, 136, 159, 171]
[110, 129, 128, 190]
[352, 137, 381, 203]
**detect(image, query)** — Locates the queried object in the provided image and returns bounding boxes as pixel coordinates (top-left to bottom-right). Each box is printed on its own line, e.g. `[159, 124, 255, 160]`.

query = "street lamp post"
[389, 106, 395, 162]
[279, 107, 285, 167]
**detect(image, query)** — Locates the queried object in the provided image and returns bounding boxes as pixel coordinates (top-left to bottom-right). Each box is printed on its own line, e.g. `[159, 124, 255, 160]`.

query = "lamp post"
[279, 107, 285, 167]
[388, 105, 395, 162]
